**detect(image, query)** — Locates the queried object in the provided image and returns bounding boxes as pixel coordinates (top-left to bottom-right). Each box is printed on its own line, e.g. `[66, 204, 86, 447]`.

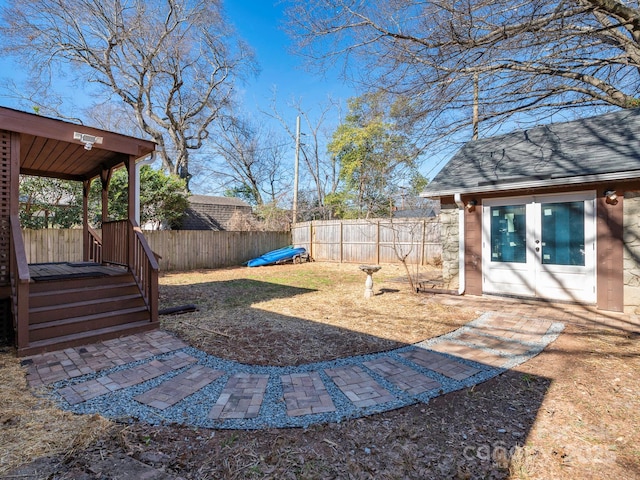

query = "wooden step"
[29, 293, 146, 324]
[19, 320, 158, 357]
[29, 273, 133, 294]
[29, 281, 140, 308]
[29, 306, 151, 342]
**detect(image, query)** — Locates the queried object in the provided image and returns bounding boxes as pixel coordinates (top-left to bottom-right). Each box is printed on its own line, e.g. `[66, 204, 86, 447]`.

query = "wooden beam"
[19, 168, 86, 182]
[0, 106, 155, 158]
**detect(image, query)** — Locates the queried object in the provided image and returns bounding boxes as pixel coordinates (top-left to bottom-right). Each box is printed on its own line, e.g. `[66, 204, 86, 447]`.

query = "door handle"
[535, 247, 540, 252]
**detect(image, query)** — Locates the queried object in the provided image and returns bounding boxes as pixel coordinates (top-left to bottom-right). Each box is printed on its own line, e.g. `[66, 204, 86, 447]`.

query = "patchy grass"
[158, 262, 475, 366]
[2, 262, 640, 479]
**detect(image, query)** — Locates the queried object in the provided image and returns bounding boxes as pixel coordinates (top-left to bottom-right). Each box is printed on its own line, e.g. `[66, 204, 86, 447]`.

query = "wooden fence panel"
[292, 218, 441, 265]
[340, 220, 378, 264]
[23, 229, 84, 264]
[140, 231, 291, 271]
[22, 229, 291, 272]
[22, 221, 441, 270]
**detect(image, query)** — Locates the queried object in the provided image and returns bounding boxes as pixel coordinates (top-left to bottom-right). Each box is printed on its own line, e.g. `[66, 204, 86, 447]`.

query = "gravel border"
[44, 314, 565, 430]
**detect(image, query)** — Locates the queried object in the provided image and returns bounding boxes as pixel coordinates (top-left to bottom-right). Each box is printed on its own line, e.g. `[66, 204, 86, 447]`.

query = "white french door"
[482, 192, 596, 303]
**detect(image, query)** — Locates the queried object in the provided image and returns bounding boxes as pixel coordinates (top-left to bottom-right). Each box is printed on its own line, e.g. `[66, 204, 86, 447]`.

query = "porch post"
[100, 167, 112, 224]
[126, 155, 136, 269]
[10, 132, 29, 351]
[82, 179, 90, 261]
[126, 155, 136, 226]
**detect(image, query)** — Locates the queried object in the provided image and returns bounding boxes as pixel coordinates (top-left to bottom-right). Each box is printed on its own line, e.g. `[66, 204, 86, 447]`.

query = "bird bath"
[359, 265, 382, 298]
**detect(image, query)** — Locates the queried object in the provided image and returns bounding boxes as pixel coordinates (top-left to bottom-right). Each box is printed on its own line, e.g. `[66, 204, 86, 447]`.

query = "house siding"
[597, 196, 624, 312]
[464, 204, 483, 295]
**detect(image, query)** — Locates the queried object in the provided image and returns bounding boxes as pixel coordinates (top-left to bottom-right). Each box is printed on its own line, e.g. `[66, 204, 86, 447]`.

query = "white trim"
[454, 194, 465, 295]
[421, 170, 640, 198]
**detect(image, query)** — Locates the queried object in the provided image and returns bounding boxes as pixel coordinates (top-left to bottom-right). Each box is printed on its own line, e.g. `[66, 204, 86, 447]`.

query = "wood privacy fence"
[291, 219, 441, 265]
[22, 229, 291, 272]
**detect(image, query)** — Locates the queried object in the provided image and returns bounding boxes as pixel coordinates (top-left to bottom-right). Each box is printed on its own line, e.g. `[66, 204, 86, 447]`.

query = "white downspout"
[454, 193, 466, 295]
[135, 155, 155, 226]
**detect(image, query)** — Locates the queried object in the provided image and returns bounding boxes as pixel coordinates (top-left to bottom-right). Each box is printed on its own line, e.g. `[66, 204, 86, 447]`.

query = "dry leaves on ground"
[158, 262, 476, 365]
[2, 262, 640, 479]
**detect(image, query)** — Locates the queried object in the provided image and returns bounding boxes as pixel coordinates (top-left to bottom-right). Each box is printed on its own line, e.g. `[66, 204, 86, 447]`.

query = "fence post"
[339, 221, 343, 263]
[376, 220, 380, 265]
[421, 219, 426, 266]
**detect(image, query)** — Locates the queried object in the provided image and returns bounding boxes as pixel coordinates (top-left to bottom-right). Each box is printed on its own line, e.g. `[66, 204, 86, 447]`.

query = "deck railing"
[86, 225, 103, 263]
[132, 224, 159, 322]
[102, 219, 158, 322]
[102, 220, 129, 266]
[10, 215, 29, 350]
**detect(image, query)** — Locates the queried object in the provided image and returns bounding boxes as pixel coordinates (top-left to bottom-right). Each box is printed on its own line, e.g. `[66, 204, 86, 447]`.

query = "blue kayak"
[247, 246, 308, 267]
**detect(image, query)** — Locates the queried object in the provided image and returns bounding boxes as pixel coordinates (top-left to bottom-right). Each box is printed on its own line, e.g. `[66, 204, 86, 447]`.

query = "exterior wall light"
[604, 190, 618, 205]
[73, 132, 103, 151]
[465, 199, 478, 212]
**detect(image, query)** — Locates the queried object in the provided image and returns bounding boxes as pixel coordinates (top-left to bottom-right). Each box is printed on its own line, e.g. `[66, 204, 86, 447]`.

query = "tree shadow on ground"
[158, 278, 472, 366]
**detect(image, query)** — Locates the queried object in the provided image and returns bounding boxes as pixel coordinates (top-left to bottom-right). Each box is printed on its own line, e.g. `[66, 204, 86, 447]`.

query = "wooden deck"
[17, 262, 157, 356]
[29, 262, 128, 282]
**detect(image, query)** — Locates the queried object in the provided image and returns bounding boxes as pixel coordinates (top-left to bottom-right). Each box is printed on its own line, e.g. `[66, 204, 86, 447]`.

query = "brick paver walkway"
[281, 372, 336, 416]
[208, 373, 269, 419]
[22, 330, 188, 387]
[59, 352, 197, 405]
[363, 357, 442, 395]
[325, 365, 397, 407]
[135, 365, 224, 410]
[17, 306, 580, 429]
[400, 349, 481, 380]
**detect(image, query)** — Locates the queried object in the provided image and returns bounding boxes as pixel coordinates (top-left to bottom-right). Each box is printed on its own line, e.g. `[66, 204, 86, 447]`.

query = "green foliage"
[90, 166, 189, 229]
[19, 176, 83, 229]
[324, 191, 357, 219]
[327, 92, 420, 218]
[224, 184, 257, 206]
[138, 166, 189, 229]
[409, 172, 429, 195]
[20, 167, 188, 230]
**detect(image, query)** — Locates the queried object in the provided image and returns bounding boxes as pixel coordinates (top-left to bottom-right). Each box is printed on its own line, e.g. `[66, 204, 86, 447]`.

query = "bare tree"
[268, 97, 342, 219]
[207, 115, 290, 207]
[285, 0, 640, 150]
[1, 0, 255, 189]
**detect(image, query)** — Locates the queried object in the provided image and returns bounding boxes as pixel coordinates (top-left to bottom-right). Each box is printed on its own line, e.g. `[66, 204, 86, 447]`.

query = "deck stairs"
[23, 272, 154, 355]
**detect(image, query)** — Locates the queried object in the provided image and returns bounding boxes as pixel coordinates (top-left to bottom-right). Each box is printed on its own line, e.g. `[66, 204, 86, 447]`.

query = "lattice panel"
[0, 297, 11, 346]
[0, 130, 11, 287]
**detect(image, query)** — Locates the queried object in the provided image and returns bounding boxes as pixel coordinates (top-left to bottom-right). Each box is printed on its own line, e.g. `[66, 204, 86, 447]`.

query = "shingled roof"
[422, 108, 640, 198]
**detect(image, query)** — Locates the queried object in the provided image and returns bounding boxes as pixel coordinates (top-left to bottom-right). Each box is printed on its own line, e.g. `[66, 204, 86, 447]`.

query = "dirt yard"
[2, 262, 640, 479]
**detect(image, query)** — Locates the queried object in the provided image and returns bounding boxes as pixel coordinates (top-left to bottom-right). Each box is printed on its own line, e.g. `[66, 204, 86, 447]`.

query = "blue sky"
[226, 1, 353, 122]
[0, 0, 353, 125]
[0, 0, 448, 189]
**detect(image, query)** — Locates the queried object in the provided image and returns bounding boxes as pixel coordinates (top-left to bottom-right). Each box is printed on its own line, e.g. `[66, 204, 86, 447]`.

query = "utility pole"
[472, 72, 479, 140]
[293, 115, 300, 224]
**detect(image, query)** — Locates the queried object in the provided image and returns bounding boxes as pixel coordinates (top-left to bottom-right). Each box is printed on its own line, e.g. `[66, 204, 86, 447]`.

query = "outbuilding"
[422, 108, 640, 313]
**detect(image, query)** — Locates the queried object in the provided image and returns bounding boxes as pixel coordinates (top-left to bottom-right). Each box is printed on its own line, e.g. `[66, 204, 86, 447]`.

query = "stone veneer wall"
[440, 204, 460, 290]
[623, 191, 640, 314]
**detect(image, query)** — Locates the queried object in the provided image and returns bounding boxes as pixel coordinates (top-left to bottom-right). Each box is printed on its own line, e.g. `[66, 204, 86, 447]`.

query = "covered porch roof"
[0, 106, 156, 180]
